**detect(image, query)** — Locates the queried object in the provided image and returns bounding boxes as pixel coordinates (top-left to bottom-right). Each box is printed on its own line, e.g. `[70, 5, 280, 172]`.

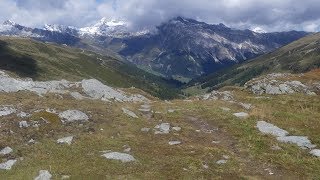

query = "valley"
[0, 10, 319, 179]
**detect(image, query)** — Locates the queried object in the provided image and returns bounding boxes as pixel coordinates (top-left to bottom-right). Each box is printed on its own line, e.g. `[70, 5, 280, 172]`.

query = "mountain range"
[0, 17, 309, 81]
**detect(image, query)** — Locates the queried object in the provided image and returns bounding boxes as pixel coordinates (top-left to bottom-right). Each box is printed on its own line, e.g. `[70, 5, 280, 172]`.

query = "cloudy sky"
[0, 0, 319, 32]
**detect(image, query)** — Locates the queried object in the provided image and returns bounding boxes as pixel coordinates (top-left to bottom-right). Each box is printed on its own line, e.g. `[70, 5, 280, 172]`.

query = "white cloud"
[0, 0, 319, 32]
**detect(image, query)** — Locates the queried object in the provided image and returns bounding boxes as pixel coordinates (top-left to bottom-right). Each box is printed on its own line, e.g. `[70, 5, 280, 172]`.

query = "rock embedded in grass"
[233, 112, 249, 119]
[0, 106, 16, 117]
[276, 136, 316, 149]
[154, 123, 170, 134]
[220, 107, 231, 111]
[17, 112, 31, 118]
[168, 141, 182, 145]
[0, 159, 17, 170]
[216, 159, 227, 165]
[310, 149, 320, 157]
[58, 110, 89, 123]
[172, 126, 181, 131]
[19, 121, 29, 128]
[101, 152, 136, 163]
[122, 108, 138, 118]
[34, 170, 52, 180]
[256, 121, 289, 137]
[57, 136, 74, 145]
[0, 147, 13, 155]
[140, 128, 150, 132]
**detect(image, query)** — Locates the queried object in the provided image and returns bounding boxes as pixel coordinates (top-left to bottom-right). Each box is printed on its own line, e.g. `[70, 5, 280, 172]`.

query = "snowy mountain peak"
[79, 17, 130, 37]
[3, 20, 16, 26]
[252, 27, 267, 34]
[44, 24, 77, 32]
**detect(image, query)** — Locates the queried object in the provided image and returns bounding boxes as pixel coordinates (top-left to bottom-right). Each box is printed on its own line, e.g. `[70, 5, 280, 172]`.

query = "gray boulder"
[276, 136, 316, 149]
[0, 159, 17, 170]
[59, 110, 89, 123]
[0, 147, 13, 155]
[256, 121, 289, 137]
[310, 149, 320, 157]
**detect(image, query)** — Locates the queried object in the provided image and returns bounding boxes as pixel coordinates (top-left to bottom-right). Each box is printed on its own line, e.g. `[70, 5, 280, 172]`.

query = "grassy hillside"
[186, 32, 320, 93]
[0, 87, 320, 179]
[0, 37, 182, 99]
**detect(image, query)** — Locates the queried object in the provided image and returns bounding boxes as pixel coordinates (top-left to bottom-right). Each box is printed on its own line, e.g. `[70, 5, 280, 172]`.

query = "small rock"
[140, 104, 151, 109]
[59, 110, 89, 123]
[101, 152, 135, 163]
[154, 123, 170, 134]
[17, 112, 31, 118]
[271, 145, 282, 150]
[212, 141, 221, 144]
[34, 170, 52, 180]
[233, 112, 249, 119]
[168, 141, 182, 145]
[122, 108, 138, 118]
[123, 148, 131, 153]
[238, 102, 252, 110]
[223, 155, 230, 159]
[28, 139, 36, 144]
[57, 136, 74, 145]
[310, 149, 320, 157]
[19, 121, 29, 128]
[140, 128, 150, 132]
[0, 159, 17, 170]
[70, 92, 85, 100]
[264, 168, 274, 175]
[172, 127, 181, 131]
[0, 147, 13, 155]
[202, 164, 209, 169]
[61, 175, 71, 179]
[216, 160, 227, 165]
[138, 108, 151, 113]
[220, 107, 231, 111]
[0, 106, 16, 117]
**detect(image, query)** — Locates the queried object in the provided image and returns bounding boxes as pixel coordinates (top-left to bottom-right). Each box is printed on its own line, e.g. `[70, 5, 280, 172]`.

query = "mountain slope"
[0, 37, 181, 99]
[186, 32, 320, 93]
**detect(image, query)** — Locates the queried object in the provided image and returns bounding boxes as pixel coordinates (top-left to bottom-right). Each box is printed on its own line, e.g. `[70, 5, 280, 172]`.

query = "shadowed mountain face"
[0, 40, 38, 78]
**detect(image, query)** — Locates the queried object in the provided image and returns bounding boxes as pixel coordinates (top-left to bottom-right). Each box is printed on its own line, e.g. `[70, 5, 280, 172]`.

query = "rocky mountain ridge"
[0, 17, 309, 80]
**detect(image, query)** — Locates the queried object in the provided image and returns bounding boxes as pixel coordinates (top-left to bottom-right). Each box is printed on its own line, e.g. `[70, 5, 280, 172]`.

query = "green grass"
[0, 89, 319, 179]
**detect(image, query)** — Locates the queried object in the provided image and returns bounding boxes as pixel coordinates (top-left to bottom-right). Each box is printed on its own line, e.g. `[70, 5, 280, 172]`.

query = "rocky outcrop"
[256, 121, 319, 157]
[0, 70, 149, 103]
[245, 73, 318, 95]
[200, 91, 234, 101]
